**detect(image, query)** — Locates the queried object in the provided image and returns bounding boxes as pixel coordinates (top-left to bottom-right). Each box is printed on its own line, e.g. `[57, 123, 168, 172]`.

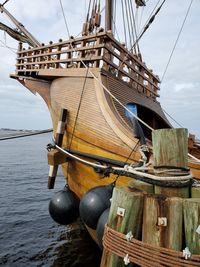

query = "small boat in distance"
[1, 1, 200, 266]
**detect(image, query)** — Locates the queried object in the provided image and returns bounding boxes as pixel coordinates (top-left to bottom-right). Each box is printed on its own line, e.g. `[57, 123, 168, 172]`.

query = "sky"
[0, 0, 199, 137]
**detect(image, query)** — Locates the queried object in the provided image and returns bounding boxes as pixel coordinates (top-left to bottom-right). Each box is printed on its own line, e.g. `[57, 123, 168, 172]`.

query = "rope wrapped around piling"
[103, 225, 200, 267]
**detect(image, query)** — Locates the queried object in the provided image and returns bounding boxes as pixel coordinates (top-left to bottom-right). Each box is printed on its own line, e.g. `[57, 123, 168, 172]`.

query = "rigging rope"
[0, 39, 16, 53]
[132, 0, 166, 50]
[111, 0, 121, 42]
[160, 0, 194, 83]
[124, 0, 133, 50]
[59, 0, 70, 39]
[109, 0, 198, 150]
[127, 0, 136, 52]
[80, 59, 154, 132]
[121, 0, 128, 48]
[66, 37, 97, 176]
[1, 0, 10, 6]
[138, 5, 144, 33]
[68, 67, 89, 150]
[114, 139, 140, 183]
[162, 108, 184, 128]
[77, 44, 200, 163]
[10, 1, 200, 164]
[129, 0, 140, 54]
[139, 0, 162, 36]
[116, 0, 166, 74]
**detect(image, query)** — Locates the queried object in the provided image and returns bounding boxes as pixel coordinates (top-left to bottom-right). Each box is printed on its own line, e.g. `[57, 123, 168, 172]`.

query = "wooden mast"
[105, 0, 113, 32]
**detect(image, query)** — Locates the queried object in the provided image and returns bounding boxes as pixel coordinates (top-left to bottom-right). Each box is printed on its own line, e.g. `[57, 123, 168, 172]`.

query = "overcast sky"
[0, 0, 199, 137]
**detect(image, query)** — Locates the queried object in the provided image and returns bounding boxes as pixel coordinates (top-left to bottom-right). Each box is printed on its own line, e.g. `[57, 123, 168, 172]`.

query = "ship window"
[125, 103, 138, 120]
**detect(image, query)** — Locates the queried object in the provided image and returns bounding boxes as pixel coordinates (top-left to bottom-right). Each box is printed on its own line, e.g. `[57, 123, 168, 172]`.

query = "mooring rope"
[0, 129, 52, 141]
[52, 141, 193, 188]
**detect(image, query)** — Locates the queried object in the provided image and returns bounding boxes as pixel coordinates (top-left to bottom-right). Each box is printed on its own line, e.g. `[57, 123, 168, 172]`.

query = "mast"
[0, 4, 41, 47]
[105, 0, 113, 32]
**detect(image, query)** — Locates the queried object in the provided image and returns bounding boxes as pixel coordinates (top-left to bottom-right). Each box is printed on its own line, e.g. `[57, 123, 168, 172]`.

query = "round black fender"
[96, 208, 110, 249]
[79, 183, 114, 229]
[49, 186, 79, 225]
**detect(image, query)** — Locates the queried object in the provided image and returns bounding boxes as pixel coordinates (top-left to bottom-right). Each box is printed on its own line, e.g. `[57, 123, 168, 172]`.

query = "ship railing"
[16, 32, 159, 100]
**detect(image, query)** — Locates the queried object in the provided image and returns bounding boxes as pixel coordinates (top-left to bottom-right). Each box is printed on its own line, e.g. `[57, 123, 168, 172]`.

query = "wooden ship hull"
[2, 1, 200, 265]
[10, 29, 200, 231]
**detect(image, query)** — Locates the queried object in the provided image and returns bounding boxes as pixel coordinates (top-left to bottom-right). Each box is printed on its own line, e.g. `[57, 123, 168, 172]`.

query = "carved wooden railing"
[16, 32, 160, 100]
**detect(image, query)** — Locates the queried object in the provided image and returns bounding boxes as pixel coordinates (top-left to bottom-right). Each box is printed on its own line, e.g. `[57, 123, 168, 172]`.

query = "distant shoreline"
[0, 128, 41, 132]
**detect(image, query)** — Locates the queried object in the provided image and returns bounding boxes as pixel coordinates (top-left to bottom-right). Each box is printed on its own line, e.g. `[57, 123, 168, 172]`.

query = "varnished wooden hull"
[20, 68, 142, 190]
[14, 68, 200, 246]
[17, 68, 200, 184]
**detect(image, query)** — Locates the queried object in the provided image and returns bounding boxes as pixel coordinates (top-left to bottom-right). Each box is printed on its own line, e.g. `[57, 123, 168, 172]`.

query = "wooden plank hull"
[17, 68, 200, 190]
[15, 68, 200, 247]
[20, 69, 141, 191]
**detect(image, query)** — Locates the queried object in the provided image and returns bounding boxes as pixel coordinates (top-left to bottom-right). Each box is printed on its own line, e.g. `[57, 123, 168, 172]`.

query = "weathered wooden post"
[191, 184, 200, 198]
[183, 198, 200, 254]
[152, 128, 190, 198]
[142, 128, 189, 251]
[100, 186, 144, 267]
[128, 178, 154, 193]
[142, 195, 183, 250]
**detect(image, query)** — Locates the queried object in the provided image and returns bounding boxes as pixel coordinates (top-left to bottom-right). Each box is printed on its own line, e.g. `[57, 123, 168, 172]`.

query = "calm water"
[0, 133, 101, 267]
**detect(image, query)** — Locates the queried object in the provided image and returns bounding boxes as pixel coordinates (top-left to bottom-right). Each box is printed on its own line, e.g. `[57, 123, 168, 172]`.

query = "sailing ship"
[1, 0, 200, 266]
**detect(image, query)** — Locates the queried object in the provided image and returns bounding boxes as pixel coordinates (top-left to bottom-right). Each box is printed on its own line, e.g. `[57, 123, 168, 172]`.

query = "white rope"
[188, 153, 200, 163]
[55, 143, 107, 169]
[55, 143, 192, 182]
[122, 165, 192, 182]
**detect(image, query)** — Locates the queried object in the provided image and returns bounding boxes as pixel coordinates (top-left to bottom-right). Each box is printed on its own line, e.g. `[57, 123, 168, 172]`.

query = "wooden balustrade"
[16, 32, 160, 100]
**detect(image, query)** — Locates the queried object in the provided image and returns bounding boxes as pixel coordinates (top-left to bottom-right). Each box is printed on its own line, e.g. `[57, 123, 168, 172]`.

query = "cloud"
[174, 83, 195, 92]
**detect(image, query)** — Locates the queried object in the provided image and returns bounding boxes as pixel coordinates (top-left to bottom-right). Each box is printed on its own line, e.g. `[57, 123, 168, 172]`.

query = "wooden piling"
[154, 186, 189, 198]
[128, 178, 154, 194]
[183, 198, 200, 254]
[191, 185, 200, 198]
[152, 128, 190, 198]
[152, 128, 188, 168]
[100, 186, 144, 267]
[142, 194, 183, 251]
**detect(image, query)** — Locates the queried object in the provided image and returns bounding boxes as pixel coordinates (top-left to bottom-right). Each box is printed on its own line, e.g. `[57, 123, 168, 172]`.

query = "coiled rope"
[103, 225, 200, 267]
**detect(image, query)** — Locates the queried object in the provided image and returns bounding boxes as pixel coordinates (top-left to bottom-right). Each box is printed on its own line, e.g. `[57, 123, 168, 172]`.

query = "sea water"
[0, 133, 101, 267]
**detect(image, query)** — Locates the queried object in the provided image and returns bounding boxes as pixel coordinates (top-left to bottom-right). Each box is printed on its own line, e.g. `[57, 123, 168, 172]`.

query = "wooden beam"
[47, 149, 68, 166]
[48, 108, 68, 189]
[105, 0, 113, 32]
